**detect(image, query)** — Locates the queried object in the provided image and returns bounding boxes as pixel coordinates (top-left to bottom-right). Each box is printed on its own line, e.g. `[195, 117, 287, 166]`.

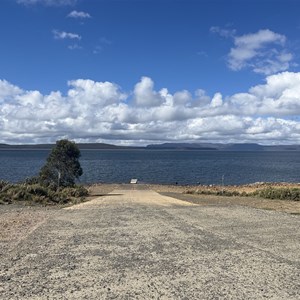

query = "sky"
[1, 0, 300, 145]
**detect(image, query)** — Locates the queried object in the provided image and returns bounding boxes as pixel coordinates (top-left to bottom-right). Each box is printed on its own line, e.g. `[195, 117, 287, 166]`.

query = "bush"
[185, 188, 241, 197]
[61, 186, 89, 198]
[0, 182, 89, 205]
[24, 176, 40, 185]
[25, 184, 49, 196]
[253, 188, 300, 201]
[0, 180, 10, 191]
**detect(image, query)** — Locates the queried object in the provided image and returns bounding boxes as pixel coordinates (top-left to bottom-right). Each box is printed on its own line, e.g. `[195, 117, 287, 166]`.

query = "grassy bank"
[0, 180, 88, 206]
[185, 183, 300, 201]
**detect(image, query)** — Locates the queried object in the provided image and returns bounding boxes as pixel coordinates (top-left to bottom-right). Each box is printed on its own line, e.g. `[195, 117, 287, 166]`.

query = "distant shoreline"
[1, 141, 300, 151]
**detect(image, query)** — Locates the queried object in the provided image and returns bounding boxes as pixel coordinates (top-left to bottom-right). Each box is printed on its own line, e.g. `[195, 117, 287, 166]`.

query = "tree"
[39, 139, 83, 189]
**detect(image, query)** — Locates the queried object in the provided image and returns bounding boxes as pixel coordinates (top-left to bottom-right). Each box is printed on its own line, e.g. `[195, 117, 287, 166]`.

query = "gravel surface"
[159, 192, 300, 215]
[0, 187, 299, 299]
[0, 204, 56, 257]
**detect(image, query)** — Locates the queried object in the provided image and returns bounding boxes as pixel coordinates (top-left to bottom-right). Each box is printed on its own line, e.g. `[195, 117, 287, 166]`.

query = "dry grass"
[151, 182, 300, 214]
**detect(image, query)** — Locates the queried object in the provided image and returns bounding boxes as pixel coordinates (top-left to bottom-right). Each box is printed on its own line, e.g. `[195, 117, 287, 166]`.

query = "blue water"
[0, 150, 299, 185]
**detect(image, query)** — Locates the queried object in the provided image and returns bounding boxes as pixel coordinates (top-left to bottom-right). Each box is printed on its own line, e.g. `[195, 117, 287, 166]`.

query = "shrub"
[252, 187, 300, 201]
[61, 186, 88, 198]
[24, 176, 40, 185]
[185, 188, 241, 197]
[0, 182, 89, 205]
[0, 180, 10, 191]
[25, 184, 49, 196]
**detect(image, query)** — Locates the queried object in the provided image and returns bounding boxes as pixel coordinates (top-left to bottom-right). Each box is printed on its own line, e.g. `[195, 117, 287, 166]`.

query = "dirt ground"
[90, 183, 300, 215]
[1, 188, 299, 299]
[1, 182, 299, 256]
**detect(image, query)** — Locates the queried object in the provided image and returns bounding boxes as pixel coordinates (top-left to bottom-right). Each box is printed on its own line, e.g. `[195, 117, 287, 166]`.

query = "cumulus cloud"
[211, 27, 294, 75]
[1, 73, 300, 144]
[53, 30, 81, 40]
[67, 79, 127, 107]
[67, 10, 91, 19]
[0, 80, 22, 101]
[228, 29, 293, 75]
[133, 77, 166, 107]
[17, 0, 76, 6]
[229, 72, 300, 116]
[210, 93, 223, 107]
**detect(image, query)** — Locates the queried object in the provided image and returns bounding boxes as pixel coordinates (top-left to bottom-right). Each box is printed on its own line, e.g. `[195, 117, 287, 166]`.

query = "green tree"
[39, 139, 83, 189]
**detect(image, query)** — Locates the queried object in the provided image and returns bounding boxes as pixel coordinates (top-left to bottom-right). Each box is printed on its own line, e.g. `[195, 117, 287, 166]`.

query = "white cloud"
[210, 26, 236, 38]
[173, 90, 192, 105]
[210, 92, 223, 107]
[68, 44, 82, 50]
[67, 10, 91, 19]
[1, 73, 300, 144]
[133, 77, 165, 107]
[17, 0, 76, 6]
[93, 46, 103, 55]
[67, 79, 127, 107]
[53, 30, 81, 40]
[226, 72, 300, 116]
[228, 29, 293, 75]
[0, 80, 22, 101]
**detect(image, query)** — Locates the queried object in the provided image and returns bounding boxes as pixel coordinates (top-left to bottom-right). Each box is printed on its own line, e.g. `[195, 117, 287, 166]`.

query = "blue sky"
[1, 0, 300, 145]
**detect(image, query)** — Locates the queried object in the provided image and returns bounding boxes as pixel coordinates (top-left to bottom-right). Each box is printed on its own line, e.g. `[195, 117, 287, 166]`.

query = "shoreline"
[86, 181, 300, 193]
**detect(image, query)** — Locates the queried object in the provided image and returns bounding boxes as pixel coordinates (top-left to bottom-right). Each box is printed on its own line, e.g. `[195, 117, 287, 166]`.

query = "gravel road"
[1, 188, 300, 299]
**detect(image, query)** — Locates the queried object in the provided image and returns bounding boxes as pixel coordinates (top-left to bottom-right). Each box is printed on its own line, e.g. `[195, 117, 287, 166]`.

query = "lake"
[0, 150, 299, 185]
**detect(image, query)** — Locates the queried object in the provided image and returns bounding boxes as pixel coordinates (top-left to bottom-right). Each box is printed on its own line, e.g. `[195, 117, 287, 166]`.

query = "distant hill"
[263, 145, 300, 151]
[146, 143, 217, 150]
[146, 142, 300, 151]
[77, 143, 143, 150]
[0, 144, 55, 150]
[0, 143, 142, 150]
[221, 143, 264, 151]
[0, 142, 300, 151]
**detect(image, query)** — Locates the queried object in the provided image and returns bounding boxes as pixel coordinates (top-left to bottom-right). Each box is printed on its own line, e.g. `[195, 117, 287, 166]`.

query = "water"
[0, 150, 299, 185]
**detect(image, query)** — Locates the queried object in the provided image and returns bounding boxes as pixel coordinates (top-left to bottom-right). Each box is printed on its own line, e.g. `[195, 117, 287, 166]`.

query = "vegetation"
[0, 139, 88, 206]
[0, 180, 88, 205]
[252, 187, 300, 201]
[185, 186, 300, 201]
[186, 189, 243, 197]
[39, 139, 83, 189]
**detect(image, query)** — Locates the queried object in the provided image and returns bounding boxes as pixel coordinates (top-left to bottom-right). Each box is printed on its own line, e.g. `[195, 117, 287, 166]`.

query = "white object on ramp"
[130, 179, 138, 184]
